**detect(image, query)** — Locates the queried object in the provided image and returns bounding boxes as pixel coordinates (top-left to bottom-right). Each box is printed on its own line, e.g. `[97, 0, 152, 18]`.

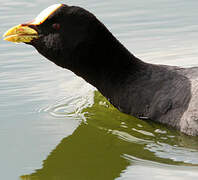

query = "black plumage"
[4, 4, 198, 135]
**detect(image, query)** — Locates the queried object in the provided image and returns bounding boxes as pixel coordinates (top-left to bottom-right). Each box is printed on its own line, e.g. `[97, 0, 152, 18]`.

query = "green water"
[1, 0, 198, 180]
[19, 92, 198, 180]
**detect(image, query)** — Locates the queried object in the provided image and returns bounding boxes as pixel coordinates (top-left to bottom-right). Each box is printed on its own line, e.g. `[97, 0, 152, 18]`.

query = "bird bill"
[3, 24, 38, 43]
[3, 4, 62, 43]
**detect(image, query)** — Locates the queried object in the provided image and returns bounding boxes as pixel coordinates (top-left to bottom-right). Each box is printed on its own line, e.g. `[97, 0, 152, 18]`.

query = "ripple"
[145, 142, 198, 165]
[112, 130, 153, 144]
[119, 155, 198, 180]
[132, 128, 155, 137]
[40, 90, 94, 119]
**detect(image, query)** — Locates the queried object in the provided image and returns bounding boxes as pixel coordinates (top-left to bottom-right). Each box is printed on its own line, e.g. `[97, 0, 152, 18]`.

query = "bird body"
[3, 4, 198, 135]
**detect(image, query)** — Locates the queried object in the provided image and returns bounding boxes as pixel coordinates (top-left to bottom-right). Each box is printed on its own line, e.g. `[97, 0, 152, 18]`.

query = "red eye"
[52, 23, 60, 30]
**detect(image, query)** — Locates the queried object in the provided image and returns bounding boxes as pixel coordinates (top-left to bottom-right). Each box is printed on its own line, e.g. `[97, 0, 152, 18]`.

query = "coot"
[3, 4, 198, 136]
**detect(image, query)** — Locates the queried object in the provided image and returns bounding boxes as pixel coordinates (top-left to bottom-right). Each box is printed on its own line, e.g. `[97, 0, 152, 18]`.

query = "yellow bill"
[3, 24, 38, 43]
[3, 4, 62, 43]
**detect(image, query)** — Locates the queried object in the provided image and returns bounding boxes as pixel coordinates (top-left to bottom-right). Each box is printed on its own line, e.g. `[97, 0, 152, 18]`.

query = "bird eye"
[52, 23, 60, 30]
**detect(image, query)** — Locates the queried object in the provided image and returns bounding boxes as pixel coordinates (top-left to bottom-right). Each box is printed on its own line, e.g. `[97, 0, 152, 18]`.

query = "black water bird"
[3, 4, 198, 136]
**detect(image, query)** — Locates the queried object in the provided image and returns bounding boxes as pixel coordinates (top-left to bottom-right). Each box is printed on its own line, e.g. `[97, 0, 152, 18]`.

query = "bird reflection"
[20, 91, 198, 180]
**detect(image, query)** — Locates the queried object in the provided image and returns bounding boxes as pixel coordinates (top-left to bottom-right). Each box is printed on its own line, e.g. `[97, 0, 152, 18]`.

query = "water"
[0, 0, 198, 179]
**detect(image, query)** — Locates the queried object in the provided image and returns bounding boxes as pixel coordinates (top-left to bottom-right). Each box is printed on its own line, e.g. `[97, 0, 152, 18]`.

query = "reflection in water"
[21, 123, 130, 180]
[21, 91, 198, 180]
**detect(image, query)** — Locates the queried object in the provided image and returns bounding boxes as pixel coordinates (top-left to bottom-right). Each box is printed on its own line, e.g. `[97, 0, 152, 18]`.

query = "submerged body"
[108, 63, 198, 136]
[3, 4, 198, 135]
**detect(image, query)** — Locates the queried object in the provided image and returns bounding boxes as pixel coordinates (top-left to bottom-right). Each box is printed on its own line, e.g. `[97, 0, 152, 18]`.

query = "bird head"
[3, 4, 100, 68]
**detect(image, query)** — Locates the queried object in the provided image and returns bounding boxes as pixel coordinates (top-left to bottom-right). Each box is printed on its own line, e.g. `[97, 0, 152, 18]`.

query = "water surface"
[0, 0, 198, 180]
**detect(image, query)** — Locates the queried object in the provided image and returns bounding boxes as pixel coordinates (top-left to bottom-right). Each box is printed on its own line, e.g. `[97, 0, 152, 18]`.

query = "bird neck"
[68, 29, 148, 106]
